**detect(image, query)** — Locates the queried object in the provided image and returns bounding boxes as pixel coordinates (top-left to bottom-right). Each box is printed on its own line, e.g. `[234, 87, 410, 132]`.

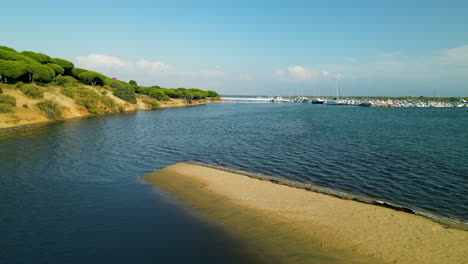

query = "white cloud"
[285, 66, 320, 82]
[77, 54, 126, 69]
[135, 59, 169, 72]
[275, 66, 347, 83]
[74, 44, 468, 96]
[75, 53, 226, 88]
[439, 45, 468, 65]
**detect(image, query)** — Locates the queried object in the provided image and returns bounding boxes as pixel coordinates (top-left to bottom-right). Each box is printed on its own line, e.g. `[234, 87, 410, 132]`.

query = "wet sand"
[142, 163, 468, 264]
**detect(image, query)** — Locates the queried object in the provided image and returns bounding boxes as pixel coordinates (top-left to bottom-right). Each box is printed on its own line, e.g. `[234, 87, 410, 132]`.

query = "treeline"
[0, 46, 220, 105]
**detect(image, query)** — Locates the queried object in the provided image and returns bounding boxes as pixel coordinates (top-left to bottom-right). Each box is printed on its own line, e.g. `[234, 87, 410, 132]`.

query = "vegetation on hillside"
[0, 94, 16, 113]
[0, 45, 221, 121]
[36, 100, 63, 120]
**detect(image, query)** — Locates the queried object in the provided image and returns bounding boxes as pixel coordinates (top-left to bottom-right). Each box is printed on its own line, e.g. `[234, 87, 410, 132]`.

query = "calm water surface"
[1, 103, 467, 263]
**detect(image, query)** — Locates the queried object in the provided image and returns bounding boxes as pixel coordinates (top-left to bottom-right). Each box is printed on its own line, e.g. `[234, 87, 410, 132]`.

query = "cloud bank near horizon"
[75, 45, 468, 96]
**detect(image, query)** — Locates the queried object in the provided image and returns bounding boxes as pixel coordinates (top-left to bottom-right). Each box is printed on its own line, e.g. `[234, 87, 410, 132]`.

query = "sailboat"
[327, 78, 345, 105]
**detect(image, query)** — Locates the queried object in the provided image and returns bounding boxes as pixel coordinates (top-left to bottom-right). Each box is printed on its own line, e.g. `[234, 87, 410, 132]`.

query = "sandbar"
[142, 162, 468, 264]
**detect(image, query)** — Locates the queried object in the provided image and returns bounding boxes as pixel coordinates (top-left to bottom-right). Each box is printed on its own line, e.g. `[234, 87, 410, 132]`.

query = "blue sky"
[2, 0, 468, 96]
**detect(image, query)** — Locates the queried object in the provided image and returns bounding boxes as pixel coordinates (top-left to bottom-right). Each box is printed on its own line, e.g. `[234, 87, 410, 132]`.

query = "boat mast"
[335, 77, 340, 99]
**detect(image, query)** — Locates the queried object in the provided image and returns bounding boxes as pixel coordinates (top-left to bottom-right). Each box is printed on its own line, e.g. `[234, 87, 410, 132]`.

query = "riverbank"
[0, 84, 213, 129]
[142, 163, 468, 264]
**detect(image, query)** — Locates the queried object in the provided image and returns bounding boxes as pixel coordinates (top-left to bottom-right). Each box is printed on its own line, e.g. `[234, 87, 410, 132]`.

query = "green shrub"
[148, 89, 170, 101]
[54, 76, 78, 87]
[60, 86, 75, 98]
[74, 87, 100, 114]
[100, 95, 116, 112]
[101, 90, 107, 95]
[15, 82, 25, 88]
[143, 98, 161, 109]
[20, 84, 44, 98]
[0, 94, 17, 106]
[0, 103, 13, 113]
[36, 100, 62, 120]
[102, 85, 112, 91]
[114, 85, 137, 103]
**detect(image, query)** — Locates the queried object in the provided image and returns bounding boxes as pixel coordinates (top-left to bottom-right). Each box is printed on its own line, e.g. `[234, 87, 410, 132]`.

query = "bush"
[0, 103, 13, 113]
[100, 95, 117, 112]
[0, 94, 17, 106]
[54, 76, 78, 87]
[62, 86, 116, 114]
[20, 84, 44, 98]
[101, 90, 107, 95]
[15, 82, 25, 88]
[36, 100, 62, 120]
[143, 98, 161, 109]
[114, 85, 137, 103]
[74, 87, 100, 114]
[148, 89, 170, 101]
[60, 86, 75, 98]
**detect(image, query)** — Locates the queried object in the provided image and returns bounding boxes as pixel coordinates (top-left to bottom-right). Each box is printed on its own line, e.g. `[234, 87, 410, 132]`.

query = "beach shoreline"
[142, 162, 468, 264]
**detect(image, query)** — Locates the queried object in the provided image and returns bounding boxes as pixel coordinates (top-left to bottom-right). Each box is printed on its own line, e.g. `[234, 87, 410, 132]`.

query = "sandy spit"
[143, 162, 468, 264]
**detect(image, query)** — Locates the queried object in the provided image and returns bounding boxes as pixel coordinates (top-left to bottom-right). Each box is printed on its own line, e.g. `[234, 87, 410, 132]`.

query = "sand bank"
[142, 163, 468, 264]
[0, 84, 213, 129]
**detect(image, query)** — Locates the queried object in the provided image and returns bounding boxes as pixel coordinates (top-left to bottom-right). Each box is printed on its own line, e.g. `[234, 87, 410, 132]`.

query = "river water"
[1, 102, 467, 263]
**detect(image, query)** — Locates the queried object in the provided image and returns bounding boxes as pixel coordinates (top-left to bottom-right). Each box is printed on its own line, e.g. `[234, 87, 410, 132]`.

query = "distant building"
[111, 78, 117, 80]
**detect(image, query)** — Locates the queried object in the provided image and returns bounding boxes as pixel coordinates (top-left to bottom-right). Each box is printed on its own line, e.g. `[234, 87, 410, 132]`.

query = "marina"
[222, 96, 468, 107]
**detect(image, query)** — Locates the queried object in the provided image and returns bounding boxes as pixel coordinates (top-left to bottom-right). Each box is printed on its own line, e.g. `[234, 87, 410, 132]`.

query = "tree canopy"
[77, 71, 106, 86]
[0, 60, 26, 81]
[0, 45, 221, 105]
[52, 58, 74, 75]
[21, 51, 53, 64]
[45, 63, 65, 76]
